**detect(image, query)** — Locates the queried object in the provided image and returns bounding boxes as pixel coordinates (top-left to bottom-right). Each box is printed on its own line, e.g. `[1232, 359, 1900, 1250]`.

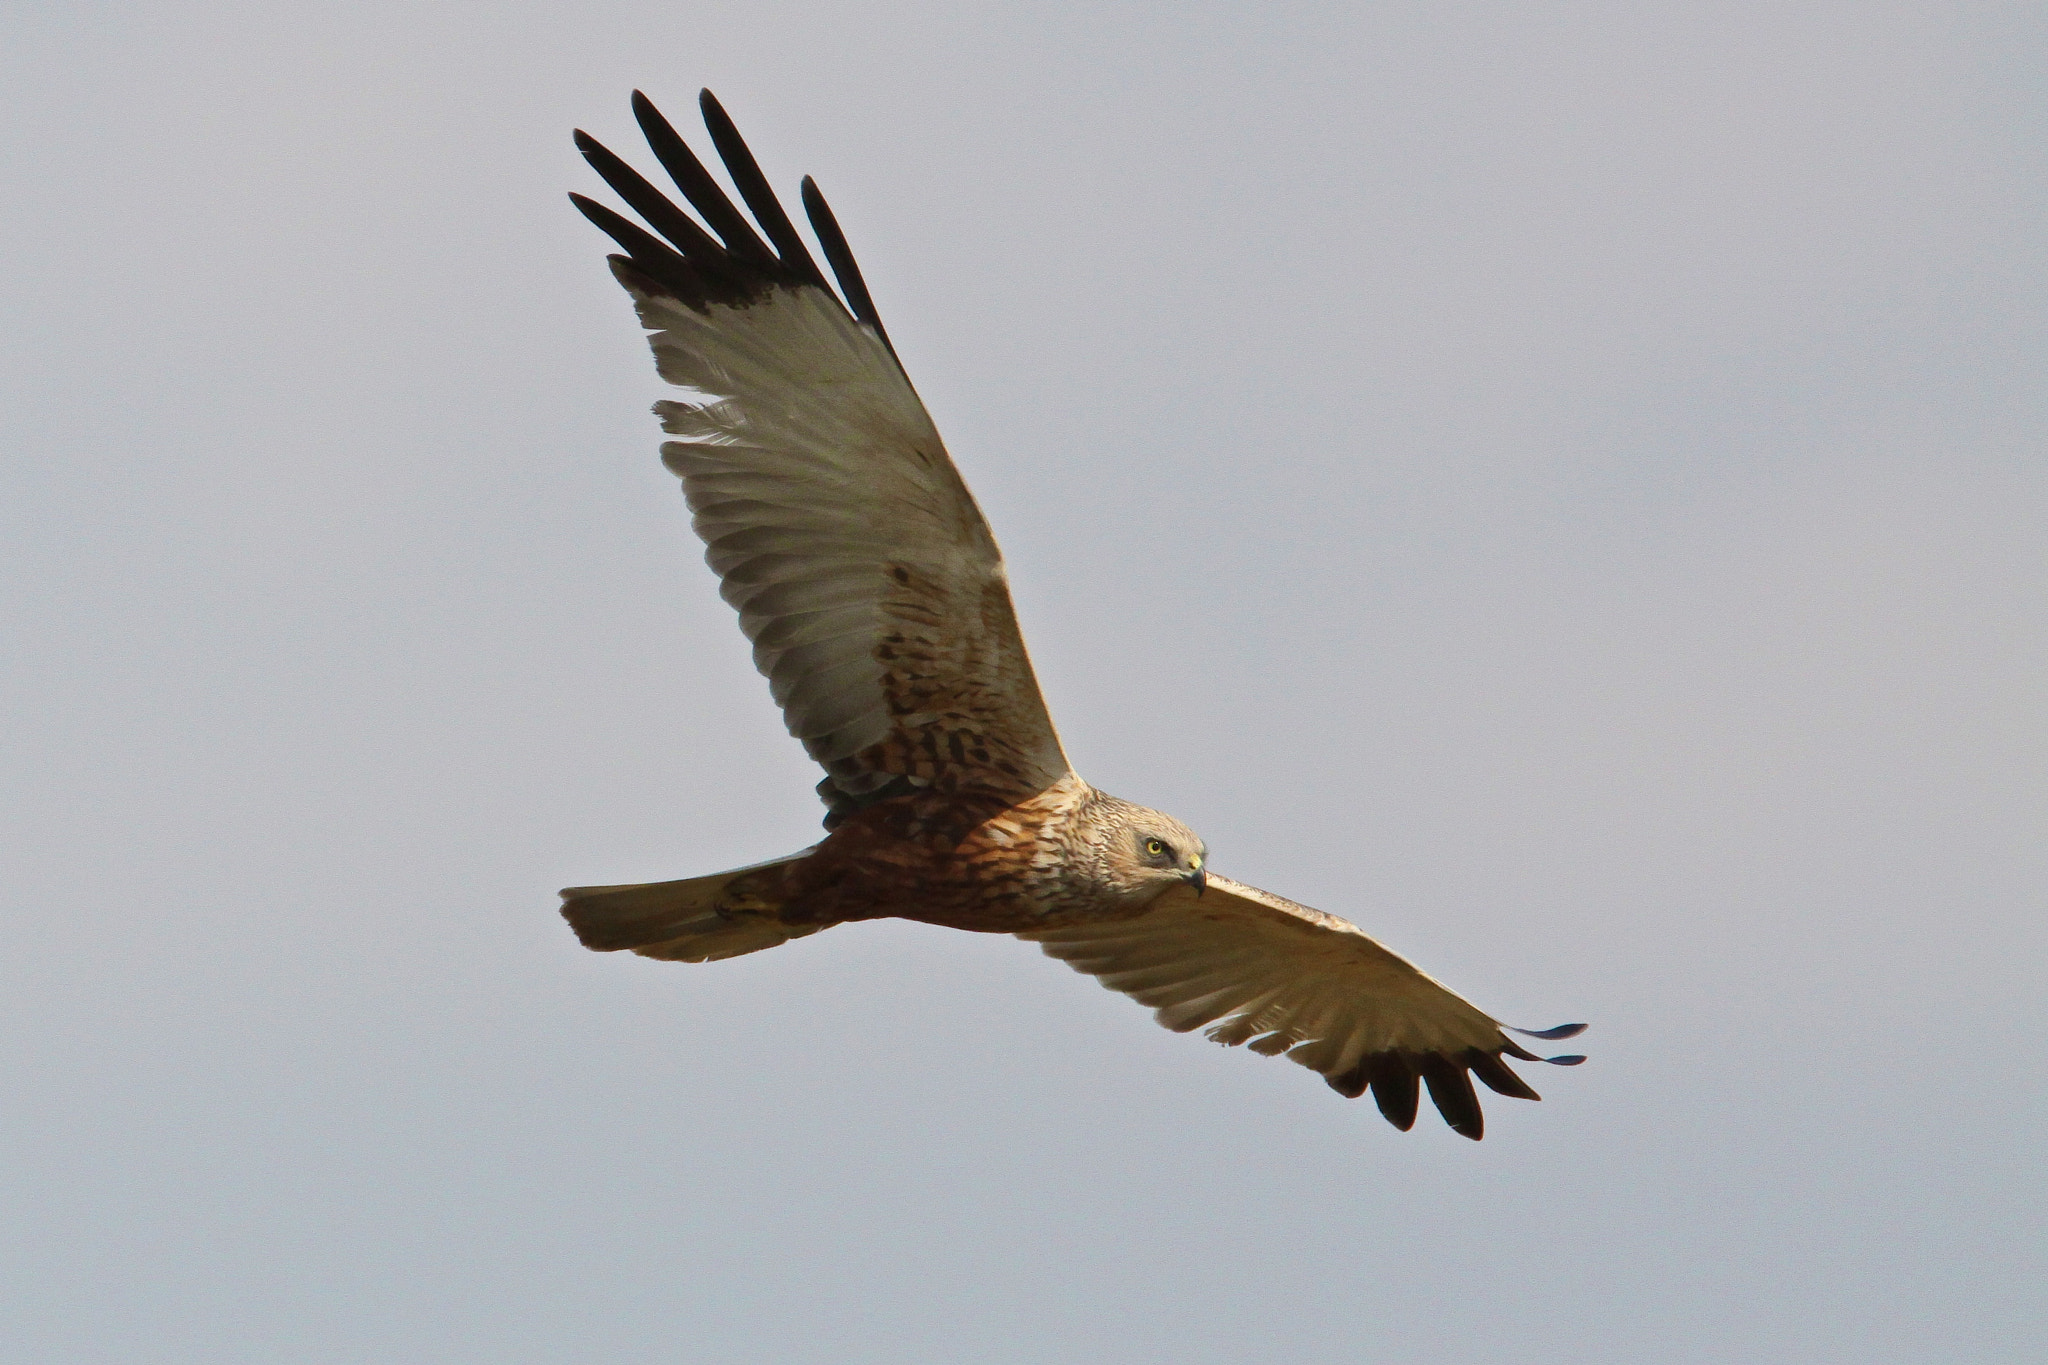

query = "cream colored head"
[1075, 794, 1209, 907]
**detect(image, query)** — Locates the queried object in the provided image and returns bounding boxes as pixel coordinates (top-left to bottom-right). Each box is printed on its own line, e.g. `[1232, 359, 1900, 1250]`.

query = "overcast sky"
[4, 3, 2043, 1362]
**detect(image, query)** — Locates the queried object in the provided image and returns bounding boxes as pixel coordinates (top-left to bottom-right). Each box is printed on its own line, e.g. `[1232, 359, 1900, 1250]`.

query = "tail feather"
[559, 850, 824, 963]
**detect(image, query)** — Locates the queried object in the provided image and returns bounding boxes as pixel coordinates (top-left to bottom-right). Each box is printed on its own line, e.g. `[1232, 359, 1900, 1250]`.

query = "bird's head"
[1085, 798, 1209, 905]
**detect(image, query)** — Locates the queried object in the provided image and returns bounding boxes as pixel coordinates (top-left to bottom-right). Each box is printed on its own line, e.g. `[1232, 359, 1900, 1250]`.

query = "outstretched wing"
[1018, 875, 1585, 1139]
[571, 91, 1070, 826]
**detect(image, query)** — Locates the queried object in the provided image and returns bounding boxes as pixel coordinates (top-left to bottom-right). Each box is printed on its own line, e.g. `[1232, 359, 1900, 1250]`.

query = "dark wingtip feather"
[696, 89, 830, 290]
[1511, 1022, 1588, 1040]
[574, 90, 907, 368]
[1420, 1055, 1485, 1140]
[631, 90, 777, 266]
[576, 129, 726, 259]
[1501, 1034, 1589, 1066]
[568, 192, 677, 266]
[567, 193, 705, 303]
[801, 175, 895, 359]
[1324, 1060, 1371, 1100]
[1468, 1049, 1542, 1101]
[1366, 1055, 1420, 1131]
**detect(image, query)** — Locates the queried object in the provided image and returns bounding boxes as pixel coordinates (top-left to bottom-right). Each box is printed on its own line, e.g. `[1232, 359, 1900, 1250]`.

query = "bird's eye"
[1144, 837, 1169, 858]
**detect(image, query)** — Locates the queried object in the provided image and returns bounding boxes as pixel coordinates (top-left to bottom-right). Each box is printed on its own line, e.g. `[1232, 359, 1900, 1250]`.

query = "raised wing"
[1018, 875, 1585, 1139]
[571, 91, 1070, 826]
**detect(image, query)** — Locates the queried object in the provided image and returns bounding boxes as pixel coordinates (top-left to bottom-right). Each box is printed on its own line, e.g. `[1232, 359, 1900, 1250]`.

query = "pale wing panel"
[1021, 875, 1582, 1138]
[575, 93, 1070, 821]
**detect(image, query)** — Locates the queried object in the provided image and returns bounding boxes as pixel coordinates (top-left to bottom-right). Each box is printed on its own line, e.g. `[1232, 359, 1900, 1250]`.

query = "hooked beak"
[1185, 859, 1207, 897]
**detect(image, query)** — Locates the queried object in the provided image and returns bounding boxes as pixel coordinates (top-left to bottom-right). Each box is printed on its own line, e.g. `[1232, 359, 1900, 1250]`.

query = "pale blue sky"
[4, 3, 2043, 1361]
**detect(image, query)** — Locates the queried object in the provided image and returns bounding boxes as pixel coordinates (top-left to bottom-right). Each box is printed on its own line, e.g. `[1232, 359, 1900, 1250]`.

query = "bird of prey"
[562, 90, 1586, 1140]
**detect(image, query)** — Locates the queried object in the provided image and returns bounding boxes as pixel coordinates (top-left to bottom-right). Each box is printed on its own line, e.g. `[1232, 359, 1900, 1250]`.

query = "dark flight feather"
[1420, 1054, 1485, 1140]
[802, 176, 894, 358]
[632, 90, 778, 265]
[697, 89, 831, 291]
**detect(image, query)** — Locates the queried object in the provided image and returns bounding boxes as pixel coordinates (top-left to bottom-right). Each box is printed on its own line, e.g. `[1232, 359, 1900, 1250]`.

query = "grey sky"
[4, 3, 2043, 1361]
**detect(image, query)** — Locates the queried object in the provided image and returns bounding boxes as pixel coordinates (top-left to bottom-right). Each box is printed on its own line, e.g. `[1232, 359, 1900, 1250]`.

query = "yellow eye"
[1144, 838, 1168, 857]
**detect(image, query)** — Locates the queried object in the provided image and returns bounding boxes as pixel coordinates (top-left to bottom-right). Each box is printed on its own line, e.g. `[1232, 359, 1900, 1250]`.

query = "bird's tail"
[559, 849, 827, 962]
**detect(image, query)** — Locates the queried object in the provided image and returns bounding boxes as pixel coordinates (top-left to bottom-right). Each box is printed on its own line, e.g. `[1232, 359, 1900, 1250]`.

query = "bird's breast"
[783, 775, 1103, 932]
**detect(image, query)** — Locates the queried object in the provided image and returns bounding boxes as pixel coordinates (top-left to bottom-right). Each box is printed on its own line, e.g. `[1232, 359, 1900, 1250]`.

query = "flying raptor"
[562, 91, 1585, 1139]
